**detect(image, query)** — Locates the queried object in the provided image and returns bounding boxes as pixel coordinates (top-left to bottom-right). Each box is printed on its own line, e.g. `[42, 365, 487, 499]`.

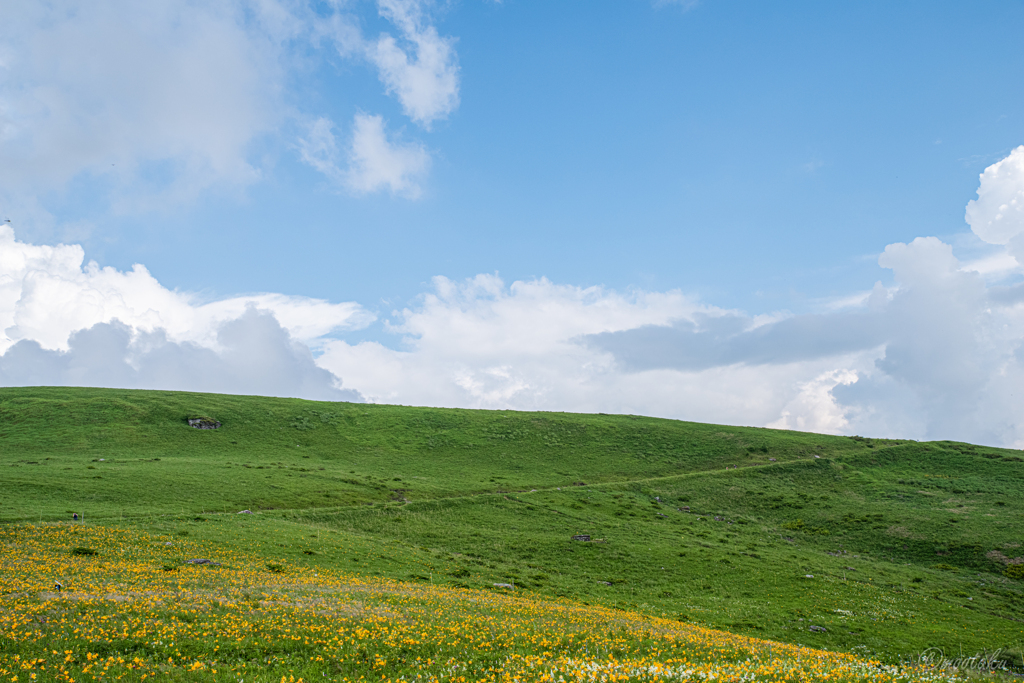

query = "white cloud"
[2, 0, 458, 214]
[0, 310, 361, 401]
[959, 250, 1020, 276]
[0, 0, 303, 209]
[966, 145, 1024, 267]
[346, 113, 430, 197]
[0, 225, 372, 354]
[966, 146, 1024, 245]
[767, 369, 859, 434]
[369, 0, 460, 128]
[316, 274, 881, 430]
[0, 225, 369, 400]
[298, 116, 346, 184]
[298, 113, 429, 197]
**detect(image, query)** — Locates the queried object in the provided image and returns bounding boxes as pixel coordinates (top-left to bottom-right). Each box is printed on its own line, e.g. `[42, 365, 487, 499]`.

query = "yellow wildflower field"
[0, 525, 956, 682]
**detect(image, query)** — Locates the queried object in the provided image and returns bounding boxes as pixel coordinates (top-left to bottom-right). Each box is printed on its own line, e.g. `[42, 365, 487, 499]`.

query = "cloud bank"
[4, 148, 1024, 447]
[0, 225, 367, 400]
[314, 148, 1024, 447]
[1, 311, 359, 401]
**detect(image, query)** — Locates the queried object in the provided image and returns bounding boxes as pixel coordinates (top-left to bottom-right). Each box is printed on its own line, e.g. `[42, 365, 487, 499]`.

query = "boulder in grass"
[188, 417, 221, 430]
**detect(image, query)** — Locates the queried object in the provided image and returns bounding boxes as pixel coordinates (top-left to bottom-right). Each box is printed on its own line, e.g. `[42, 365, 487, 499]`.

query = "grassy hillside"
[1, 386, 1023, 672]
[2, 524, 949, 683]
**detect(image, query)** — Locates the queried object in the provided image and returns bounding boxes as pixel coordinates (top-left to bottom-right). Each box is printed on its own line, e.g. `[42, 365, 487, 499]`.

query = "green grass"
[2, 386, 1023, 671]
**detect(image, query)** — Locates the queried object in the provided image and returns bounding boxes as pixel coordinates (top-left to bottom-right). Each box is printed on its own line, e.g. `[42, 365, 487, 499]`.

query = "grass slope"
[1, 387, 1023, 670]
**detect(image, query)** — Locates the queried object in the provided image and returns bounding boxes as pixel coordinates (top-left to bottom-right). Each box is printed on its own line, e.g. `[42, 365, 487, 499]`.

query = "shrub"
[266, 563, 286, 573]
[1004, 564, 1024, 580]
[71, 547, 96, 556]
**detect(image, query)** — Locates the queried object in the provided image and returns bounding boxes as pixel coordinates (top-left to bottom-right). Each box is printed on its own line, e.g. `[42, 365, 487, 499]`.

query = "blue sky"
[3, 0, 1024, 446]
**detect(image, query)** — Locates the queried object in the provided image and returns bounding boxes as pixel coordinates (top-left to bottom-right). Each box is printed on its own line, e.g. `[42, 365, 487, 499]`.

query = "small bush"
[1005, 564, 1024, 580]
[71, 547, 96, 556]
[162, 563, 179, 572]
[266, 563, 286, 573]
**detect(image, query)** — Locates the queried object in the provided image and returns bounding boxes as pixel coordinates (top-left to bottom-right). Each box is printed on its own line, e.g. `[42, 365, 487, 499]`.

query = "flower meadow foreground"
[0, 525, 959, 683]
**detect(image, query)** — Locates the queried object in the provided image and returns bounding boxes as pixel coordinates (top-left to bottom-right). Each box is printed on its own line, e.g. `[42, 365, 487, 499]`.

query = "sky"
[2, 0, 1024, 446]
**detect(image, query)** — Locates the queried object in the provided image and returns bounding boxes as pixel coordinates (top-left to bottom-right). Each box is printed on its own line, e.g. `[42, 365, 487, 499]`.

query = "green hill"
[2, 386, 1022, 670]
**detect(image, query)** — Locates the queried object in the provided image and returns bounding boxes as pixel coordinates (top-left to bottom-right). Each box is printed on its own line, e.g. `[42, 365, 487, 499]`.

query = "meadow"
[0, 524, 966, 682]
[1, 387, 1022, 680]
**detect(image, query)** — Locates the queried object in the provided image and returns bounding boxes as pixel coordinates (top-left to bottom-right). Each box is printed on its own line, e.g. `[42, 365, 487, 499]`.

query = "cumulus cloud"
[0, 310, 360, 401]
[767, 370, 859, 434]
[316, 274, 876, 431]
[0, 226, 368, 401]
[966, 145, 1024, 263]
[369, 0, 460, 128]
[0, 226, 372, 354]
[835, 236, 1014, 445]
